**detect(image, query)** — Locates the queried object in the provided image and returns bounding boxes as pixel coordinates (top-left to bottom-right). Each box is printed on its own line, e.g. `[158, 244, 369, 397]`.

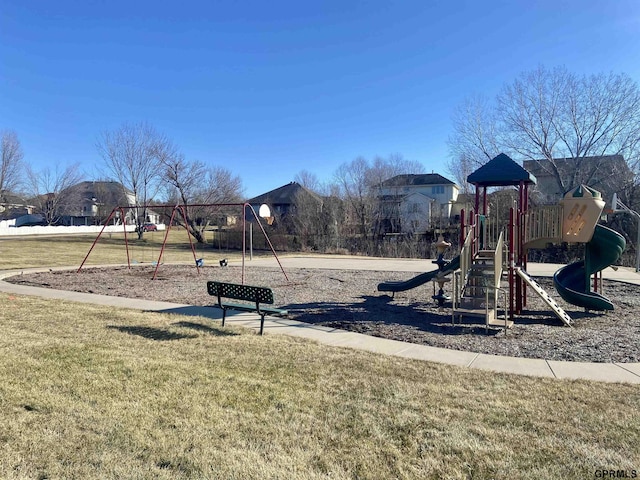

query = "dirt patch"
[7, 264, 640, 363]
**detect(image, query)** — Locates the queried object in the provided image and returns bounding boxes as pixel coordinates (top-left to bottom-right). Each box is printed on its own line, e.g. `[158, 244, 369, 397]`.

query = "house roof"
[467, 153, 537, 187]
[455, 193, 475, 204]
[68, 181, 132, 196]
[62, 181, 132, 205]
[0, 191, 29, 205]
[0, 192, 32, 220]
[380, 173, 456, 187]
[522, 154, 629, 178]
[247, 182, 322, 205]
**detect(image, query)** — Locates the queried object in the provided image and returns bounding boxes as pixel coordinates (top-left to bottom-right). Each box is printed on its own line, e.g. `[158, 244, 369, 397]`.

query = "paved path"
[2, 256, 640, 384]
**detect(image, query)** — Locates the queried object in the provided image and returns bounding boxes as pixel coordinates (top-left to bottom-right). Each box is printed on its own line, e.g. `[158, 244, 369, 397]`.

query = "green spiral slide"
[553, 224, 626, 310]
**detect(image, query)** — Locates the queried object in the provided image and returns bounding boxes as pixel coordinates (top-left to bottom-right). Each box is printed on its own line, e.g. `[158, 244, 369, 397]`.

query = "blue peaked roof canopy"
[467, 153, 537, 187]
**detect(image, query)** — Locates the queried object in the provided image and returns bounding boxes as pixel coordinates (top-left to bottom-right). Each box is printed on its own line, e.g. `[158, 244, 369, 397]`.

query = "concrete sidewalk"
[1, 257, 639, 384]
[242, 253, 640, 284]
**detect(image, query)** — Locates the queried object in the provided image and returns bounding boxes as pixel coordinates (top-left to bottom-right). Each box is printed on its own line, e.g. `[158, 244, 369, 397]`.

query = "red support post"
[469, 209, 476, 257]
[474, 185, 480, 216]
[514, 181, 528, 312]
[242, 205, 246, 284]
[246, 203, 289, 282]
[153, 206, 178, 280]
[522, 182, 528, 307]
[482, 186, 488, 216]
[509, 207, 515, 322]
[460, 208, 465, 248]
[179, 205, 201, 274]
[78, 207, 118, 272]
[120, 208, 131, 269]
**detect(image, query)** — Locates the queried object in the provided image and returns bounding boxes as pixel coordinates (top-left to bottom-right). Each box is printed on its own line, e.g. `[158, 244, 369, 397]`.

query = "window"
[431, 185, 444, 195]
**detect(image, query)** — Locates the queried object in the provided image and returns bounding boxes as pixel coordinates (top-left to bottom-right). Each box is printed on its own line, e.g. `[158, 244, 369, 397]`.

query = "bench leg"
[259, 314, 265, 335]
[221, 309, 227, 327]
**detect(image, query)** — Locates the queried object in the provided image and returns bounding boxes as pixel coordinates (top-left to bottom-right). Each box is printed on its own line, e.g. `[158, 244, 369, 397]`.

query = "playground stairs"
[514, 267, 573, 327]
[453, 249, 513, 331]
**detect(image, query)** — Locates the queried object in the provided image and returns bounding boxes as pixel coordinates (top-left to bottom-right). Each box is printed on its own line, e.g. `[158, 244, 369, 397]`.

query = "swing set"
[78, 202, 288, 283]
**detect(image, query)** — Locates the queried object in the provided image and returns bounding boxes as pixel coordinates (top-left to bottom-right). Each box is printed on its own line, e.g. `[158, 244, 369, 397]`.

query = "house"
[376, 173, 459, 234]
[247, 182, 323, 221]
[247, 181, 346, 252]
[0, 192, 33, 221]
[523, 155, 632, 206]
[58, 181, 161, 226]
[57, 181, 134, 226]
[450, 193, 474, 221]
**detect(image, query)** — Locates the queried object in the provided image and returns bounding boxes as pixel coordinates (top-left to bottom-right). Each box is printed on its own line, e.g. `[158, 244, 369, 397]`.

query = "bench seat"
[207, 281, 288, 335]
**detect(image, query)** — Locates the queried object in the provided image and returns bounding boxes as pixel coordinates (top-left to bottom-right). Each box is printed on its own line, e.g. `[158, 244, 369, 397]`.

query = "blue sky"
[1, 1, 639, 198]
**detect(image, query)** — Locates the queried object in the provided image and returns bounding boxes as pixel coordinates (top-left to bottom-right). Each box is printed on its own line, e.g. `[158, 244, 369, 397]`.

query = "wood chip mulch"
[8, 264, 640, 363]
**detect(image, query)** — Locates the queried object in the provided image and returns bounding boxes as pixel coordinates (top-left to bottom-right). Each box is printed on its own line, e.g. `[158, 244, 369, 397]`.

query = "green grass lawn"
[0, 230, 247, 270]
[0, 236, 639, 479]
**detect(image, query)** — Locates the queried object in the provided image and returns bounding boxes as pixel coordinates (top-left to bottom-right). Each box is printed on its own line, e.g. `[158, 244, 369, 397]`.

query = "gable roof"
[380, 191, 435, 202]
[0, 191, 30, 206]
[247, 182, 322, 205]
[467, 153, 537, 187]
[62, 181, 133, 204]
[522, 155, 631, 202]
[380, 173, 456, 187]
[403, 191, 434, 201]
[523, 154, 629, 178]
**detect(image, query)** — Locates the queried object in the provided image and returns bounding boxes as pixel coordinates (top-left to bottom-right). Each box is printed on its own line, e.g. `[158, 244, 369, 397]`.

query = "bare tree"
[367, 154, 426, 236]
[446, 153, 476, 195]
[289, 188, 322, 250]
[333, 154, 424, 249]
[161, 153, 243, 243]
[449, 66, 640, 200]
[0, 130, 25, 194]
[96, 122, 169, 238]
[294, 170, 322, 192]
[334, 156, 374, 241]
[202, 166, 244, 204]
[499, 66, 640, 193]
[26, 163, 83, 225]
[447, 94, 501, 190]
[367, 154, 425, 188]
[317, 182, 346, 252]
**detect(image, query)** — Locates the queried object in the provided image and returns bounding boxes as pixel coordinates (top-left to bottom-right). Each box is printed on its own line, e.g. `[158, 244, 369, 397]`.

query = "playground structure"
[78, 202, 289, 283]
[378, 153, 627, 331]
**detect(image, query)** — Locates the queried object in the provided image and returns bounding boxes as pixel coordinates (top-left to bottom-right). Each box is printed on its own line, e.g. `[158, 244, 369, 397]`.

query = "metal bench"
[206, 281, 288, 335]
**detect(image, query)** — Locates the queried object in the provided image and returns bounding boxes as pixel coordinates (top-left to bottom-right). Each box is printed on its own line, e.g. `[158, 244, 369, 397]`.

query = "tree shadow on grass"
[107, 325, 198, 341]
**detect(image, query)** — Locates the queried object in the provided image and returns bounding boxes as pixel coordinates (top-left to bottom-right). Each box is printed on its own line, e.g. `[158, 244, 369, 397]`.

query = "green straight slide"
[377, 255, 461, 293]
[553, 224, 626, 311]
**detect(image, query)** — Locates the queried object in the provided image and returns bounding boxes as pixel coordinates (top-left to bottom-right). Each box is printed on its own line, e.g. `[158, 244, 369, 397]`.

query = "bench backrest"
[207, 281, 275, 304]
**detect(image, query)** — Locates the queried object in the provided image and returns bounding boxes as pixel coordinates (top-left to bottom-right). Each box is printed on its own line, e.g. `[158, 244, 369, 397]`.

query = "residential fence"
[0, 223, 165, 237]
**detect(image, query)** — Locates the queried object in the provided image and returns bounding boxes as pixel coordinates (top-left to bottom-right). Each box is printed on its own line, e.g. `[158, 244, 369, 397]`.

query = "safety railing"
[522, 205, 563, 246]
[484, 284, 510, 334]
[494, 231, 504, 289]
